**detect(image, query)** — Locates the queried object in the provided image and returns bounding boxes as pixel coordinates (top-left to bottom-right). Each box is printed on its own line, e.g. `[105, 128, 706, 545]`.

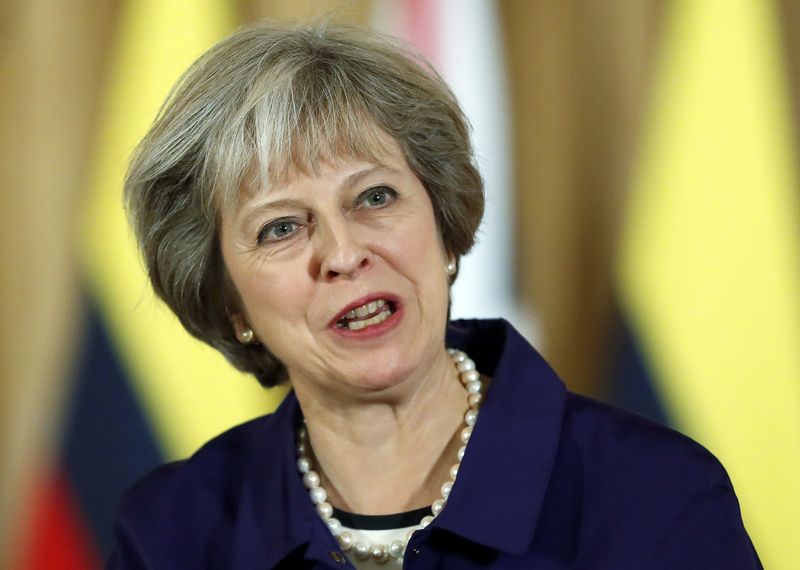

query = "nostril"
[315, 227, 371, 279]
[322, 254, 370, 280]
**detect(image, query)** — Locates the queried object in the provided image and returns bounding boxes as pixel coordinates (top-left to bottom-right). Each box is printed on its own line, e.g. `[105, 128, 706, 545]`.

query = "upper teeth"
[345, 299, 386, 320]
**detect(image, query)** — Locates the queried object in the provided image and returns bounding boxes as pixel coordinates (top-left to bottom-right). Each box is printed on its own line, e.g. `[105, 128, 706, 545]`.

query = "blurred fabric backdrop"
[1, 0, 798, 568]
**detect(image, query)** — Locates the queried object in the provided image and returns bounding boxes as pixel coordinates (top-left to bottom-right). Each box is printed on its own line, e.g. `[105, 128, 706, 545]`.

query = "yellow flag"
[618, 1, 800, 567]
[82, 0, 285, 459]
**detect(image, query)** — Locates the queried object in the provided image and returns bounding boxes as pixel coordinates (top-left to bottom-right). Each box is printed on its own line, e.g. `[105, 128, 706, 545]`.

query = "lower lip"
[329, 305, 404, 339]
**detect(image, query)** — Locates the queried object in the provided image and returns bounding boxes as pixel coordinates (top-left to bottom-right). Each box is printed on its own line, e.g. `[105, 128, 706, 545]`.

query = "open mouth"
[335, 298, 398, 331]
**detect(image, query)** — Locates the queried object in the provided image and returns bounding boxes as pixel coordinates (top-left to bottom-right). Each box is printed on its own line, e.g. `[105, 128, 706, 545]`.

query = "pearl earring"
[239, 328, 255, 344]
[446, 261, 456, 276]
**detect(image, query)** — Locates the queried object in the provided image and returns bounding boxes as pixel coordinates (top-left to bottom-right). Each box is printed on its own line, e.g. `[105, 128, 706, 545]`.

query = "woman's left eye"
[357, 186, 397, 209]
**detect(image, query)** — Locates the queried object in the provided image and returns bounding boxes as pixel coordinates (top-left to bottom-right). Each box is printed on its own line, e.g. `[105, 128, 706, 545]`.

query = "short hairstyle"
[124, 20, 484, 387]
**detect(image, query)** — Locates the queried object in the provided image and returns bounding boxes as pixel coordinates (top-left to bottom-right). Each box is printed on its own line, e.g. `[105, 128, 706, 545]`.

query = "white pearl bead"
[468, 393, 482, 407]
[465, 409, 478, 426]
[338, 531, 353, 551]
[457, 359, 476, 372]
[370, 544, 387, 561]
[326, 517, 342, 535]
[461, 426, 472, 444]
[389, 540, 405, 558]
[451, 351, 467, 363]
[298, 426, 308, 440]
[406, 527, 419, 543]
[354, 541, 370, 560]
[310, 486, 327, 504]
[420, 515, 434, 528]
[457, 445, 466, 461]
[450, 464, 459, 479]
[297, 457, 311, 474]
[466, 380, 482, 394]
[302, 470, 320, 489]
[441, 481, 453, 498]
[296, 441, 307, 454]
[461, 370, 480, 384]
[316, 501, 333, 519]
[447, 347, 457, 355]
[431, 499, 446, 515]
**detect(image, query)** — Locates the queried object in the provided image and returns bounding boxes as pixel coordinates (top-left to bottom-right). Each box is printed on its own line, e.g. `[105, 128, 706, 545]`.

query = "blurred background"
[1, 0, 798, 568]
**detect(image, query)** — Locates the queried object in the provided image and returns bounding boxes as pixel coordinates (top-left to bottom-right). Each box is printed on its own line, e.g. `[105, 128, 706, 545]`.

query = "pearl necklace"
[296, 349, 484, 564]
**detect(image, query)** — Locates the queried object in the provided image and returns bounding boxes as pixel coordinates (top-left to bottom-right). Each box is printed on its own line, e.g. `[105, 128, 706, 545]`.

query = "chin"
[347, 359, 418, 394]
[352, 371, 407, 393]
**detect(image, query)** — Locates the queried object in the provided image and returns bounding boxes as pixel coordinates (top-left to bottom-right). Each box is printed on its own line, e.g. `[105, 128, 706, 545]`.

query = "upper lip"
[328, 292, 400, 328]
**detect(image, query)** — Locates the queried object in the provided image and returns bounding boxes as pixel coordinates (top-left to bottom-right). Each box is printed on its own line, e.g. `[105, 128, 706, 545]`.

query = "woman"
[110, 21, 761, 569]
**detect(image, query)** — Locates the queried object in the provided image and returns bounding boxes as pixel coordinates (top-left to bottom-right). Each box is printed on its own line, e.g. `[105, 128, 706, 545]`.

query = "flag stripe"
[21, 469, 101, 570]
[405, 0, 441, 64]
[617, 1, 800, 566]
[80, 0, 283, 461]
[62, 301, 165, 556]
[609, 320, 670, 427]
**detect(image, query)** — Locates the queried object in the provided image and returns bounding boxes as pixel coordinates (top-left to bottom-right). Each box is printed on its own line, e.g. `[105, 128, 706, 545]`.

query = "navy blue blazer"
[108, 319, 761, 569]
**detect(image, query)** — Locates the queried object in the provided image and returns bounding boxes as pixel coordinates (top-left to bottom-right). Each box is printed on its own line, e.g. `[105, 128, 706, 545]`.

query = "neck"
[294, 347, 468, 514]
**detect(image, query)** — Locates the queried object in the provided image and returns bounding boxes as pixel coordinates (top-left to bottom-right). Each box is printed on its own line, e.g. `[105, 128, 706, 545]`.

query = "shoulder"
[563, 392, 726, 483]
[559, 391, 735, 510]
[125, 413, 272, 505]
[553, 393, 761, 568]
[108, 414, 278, 568]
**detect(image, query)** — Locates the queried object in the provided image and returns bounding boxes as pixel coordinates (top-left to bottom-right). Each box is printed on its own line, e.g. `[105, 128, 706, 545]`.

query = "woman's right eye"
[257, 219, 299, 244]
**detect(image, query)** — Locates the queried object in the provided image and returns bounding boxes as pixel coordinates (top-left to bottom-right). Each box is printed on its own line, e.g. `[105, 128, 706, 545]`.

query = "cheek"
[388, 214, 448, 289]
[235, 263, 310, 325]
[407, 215, 447, 269]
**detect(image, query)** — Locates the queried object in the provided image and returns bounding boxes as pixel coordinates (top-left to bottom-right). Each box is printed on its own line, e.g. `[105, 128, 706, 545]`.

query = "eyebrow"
[239, 198, 306, 230]
[341, 165, 396, 190]
[238, 164, 401, 229]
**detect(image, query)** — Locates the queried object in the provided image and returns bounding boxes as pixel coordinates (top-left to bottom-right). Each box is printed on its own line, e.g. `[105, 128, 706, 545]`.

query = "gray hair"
[124, 20, 484, 387]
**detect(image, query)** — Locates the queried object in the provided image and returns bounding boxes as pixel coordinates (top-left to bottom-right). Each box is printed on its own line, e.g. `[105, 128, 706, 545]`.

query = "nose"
[314, 217, 371, 281]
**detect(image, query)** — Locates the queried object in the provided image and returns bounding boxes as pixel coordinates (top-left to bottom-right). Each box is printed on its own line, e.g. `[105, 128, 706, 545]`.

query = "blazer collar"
[435, 319, 567, 554]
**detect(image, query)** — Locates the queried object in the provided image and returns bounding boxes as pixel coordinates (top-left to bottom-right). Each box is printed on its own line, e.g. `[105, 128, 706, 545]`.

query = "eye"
[257, 218, 300, 244]
[357, 186, 397, 209]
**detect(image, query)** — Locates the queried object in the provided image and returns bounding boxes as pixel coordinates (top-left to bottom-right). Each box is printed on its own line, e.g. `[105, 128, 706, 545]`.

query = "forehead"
[229, 130, 408, 207]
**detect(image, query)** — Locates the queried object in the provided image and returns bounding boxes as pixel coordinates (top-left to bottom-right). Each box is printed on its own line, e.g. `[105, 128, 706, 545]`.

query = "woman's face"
[220, 138, 452, 400]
